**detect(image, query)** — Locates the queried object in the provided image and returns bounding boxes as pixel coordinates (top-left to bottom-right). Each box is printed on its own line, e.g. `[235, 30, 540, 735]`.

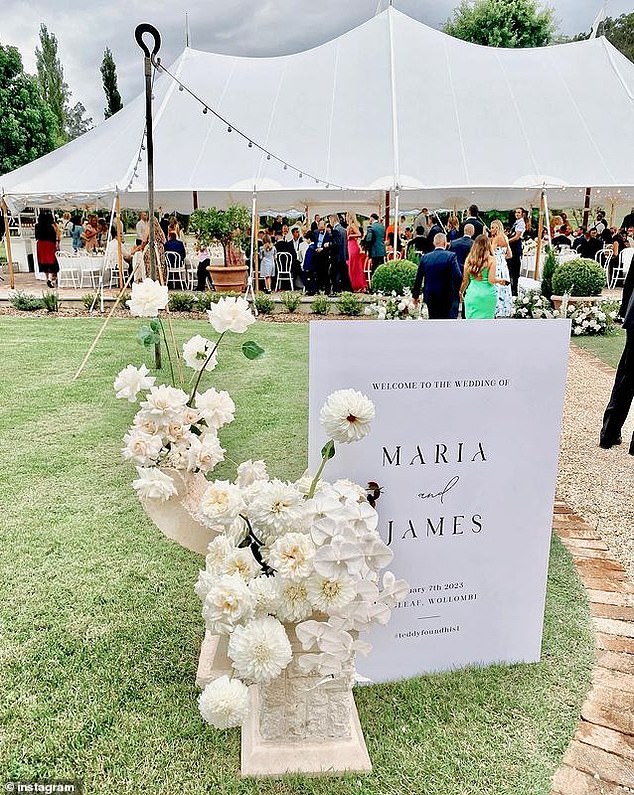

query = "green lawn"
[573, 328, 625, 368]
[0, 318, 593, 795]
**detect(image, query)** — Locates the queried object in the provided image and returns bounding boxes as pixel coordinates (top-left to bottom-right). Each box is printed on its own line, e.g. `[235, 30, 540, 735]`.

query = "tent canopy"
[3, 7, 634, 212]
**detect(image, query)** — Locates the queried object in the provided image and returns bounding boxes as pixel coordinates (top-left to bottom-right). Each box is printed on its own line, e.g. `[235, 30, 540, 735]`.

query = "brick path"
[551, 502, 634, 794]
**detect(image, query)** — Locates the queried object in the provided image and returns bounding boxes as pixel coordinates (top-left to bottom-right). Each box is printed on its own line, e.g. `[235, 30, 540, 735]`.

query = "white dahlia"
[199, 481, 244, 527]
[222, 548, 261, 582]
[236, 459, 268, 488]
[195, 388, 235, 431]
[132, 467, 177, 502]
[198, 675, 250, 729]
[247, 480, 307, 542]
[319, 389, 375, 444]
[182, 335, 217, 372]
[275, 578, 313, 623]
[187, 433, 225, 473]
[113, 364, 156, 402]
[228, 616, 292, 683]
[202, 574, 255, 635]
[306, 572, 357, 614]
[121, 430, 163, 467]
[248, 575, 282, 616]
[207, 296, 256, 334]
[267, 532, 316, 581]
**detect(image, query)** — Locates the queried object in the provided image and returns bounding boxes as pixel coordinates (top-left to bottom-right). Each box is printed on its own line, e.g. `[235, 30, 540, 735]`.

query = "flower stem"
[157, 318, 175, 387]
[188, 332, 225, 405]
[306, 451, 329, 500]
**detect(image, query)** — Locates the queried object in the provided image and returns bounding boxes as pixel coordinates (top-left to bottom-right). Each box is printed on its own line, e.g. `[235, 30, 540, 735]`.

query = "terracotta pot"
[208, 265, 248, 293]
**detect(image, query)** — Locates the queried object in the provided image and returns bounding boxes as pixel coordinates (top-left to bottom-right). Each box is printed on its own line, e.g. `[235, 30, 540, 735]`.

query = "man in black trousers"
[600, 292, 634, 455]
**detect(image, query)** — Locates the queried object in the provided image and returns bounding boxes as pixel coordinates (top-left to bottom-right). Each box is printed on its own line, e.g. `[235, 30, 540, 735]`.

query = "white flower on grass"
[320, 389, 375, 444]
[228, 616, 292, 683]
[183, 335, 217, 372]
[199, 481, 244, 527]
[195, 388, 235, 430]
[267, 533, 316, 581]
[313, 535, 365, 579]
[132, 467, 177, 502]
[275, 578, 313, 623]
[247, 480, 307, 542]
[121, 430, 163, 467]
[140, 384, 189, 422]
[198, 675, 250, 729]
[306, 572, 357, 614]
[248, 576, 282, 616]
[236, 459, 268, 488]
[187, 434, 225, 473]
[207, 296, 256, 334]
[127, 278, 169, 317]
[202, 574, 255, 635]
[113, 364, 155, 402]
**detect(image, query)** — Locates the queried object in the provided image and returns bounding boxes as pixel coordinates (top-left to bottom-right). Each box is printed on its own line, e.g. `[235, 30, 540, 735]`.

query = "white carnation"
[187, 434, 225, 473]
[126, 279, 169, 317]
[121, 430, 163, 466]
[202, 574, 255, 634]
[228, 616, 292, 683]
[195, 388, 235, 430]
[207, 296, 256, 334]
[132, 466, 177, 502]
[267, 532, 316, 581]
[199, 481, 244, 528]
[306, 572, 357, 614]
[183, 335, 217, 372]
[113, 364, 155, 402]
[236, 459, 268, 488]
[276, 578, 313, 623]
[319, 389, 375, 444]
[198, 675, 250, 729]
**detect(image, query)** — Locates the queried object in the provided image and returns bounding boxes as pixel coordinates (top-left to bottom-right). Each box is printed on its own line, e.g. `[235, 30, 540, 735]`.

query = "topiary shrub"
[336, 292, 362, 316]
[254, 293, 274, 314]
[540, 246, 557, 301]
[551, 258, 606, 297]
[311, 295, 330, 315]
[168, 291, 195, 312]
[281, 292, 301, 313]
[371, 261, 418, 295]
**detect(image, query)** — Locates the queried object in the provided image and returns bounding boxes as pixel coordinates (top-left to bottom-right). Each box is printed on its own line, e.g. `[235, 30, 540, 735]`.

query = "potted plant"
[190, 205, 251, 292]
[550, 258, 607, 310]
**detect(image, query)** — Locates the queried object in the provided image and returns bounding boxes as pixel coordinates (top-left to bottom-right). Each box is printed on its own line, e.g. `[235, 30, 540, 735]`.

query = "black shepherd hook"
[135, 23, 161, 62]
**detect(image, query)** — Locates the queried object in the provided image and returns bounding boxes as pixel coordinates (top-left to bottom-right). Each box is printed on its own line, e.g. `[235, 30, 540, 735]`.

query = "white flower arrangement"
[511, 289, 557, 319]
[365, 288, 425, 320]
[557, 299, 619, 336]
[114, 294, 263, 502]
[522, 238, 537, 256]
[195, 389, 409, 730]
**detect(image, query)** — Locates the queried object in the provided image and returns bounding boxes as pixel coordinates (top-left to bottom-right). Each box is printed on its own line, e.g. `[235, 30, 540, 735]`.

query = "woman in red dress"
[347, 213, 367, 292]
[35, 210, 59, 288]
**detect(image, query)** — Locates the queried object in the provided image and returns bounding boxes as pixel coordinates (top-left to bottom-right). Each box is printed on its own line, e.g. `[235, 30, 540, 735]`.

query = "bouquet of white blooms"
[365, 289, 425, 320]
[195, 388, 409, 729]
[558, 299, 619, 336]
[512, 290, 557, 319]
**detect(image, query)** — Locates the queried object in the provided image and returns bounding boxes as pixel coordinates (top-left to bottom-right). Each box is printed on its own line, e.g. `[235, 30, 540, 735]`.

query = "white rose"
[113, 364, 155, 402]
[267, 532, 316, 581]
[187, 433, 225, 473]
[195, 388, 235, 430]
[126, 279, 169, 317]
[199, 480, 244, 527]
[122, 430, 163, 466]
[140, 384, 189, 422]
[207, 296, 256, 334]
[132, 466, 177, 502]
[182, 335, 217, 372]
[202, 574, 255, 634]
[236, 459, 268, 488]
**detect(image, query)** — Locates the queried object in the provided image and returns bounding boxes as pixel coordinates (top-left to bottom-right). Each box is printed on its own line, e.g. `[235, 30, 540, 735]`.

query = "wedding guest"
[412, 225, 427, 253]
[412, 232, 462, 319]
[195, 241, 212, 292]
[575, 228, 603, 259]
[105, 225, 137, 280]
[489, 220, 513, 318]
[259, 234, 275, 293]
[82, 215, 99, 252]
[330, 214, 350, 293]
[507, 207, 526, 296]
[459, 205, 484, 238]
[550, 215, 564, 238]
[160, 212, 170, 239]
[310, 214, 321, 232]
[271, 215, 284, 236]
[347, 213, 367, 292]
[61, 211, 73, 237]
[136, 211, 150, 246]
[164, 230, 186, 261]
[70, 214, 84, 252]
[424, 215, 444, 253]
[168, 216, 181, 240]
[414, 208, 429, 236]
[460, 234, 510, 320]
[446, 215, 460, 242]
[97, 218, 109, 249]
[620, 208, 634, 232]
[551, 226, 573, 247]
[364, 214, 386, 272]
[600, 291, 634, 455]
[290, 226, 305, 289]
[449, 223, 474, 270]
[301, 231, 317, 294]
[35, 210, 59, 288]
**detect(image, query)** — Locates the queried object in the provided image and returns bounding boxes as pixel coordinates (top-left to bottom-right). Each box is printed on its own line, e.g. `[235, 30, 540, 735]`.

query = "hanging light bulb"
[248, 141, 253, 148]
[203, 107, 208, 114]
[178, 85, 184, 92]
[299, 172, 303, 178]
[283, 164, 288, 171]
[227, 126, 232, 133]
[141, 144, 145, 150]
[266, 154, 271, 160]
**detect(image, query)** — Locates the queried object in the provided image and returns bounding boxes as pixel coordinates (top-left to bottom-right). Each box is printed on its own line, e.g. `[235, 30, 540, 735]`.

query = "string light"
[203, 107, 208, 114]
[227, 126, 232, 133]
[248, 141, 253, 148]
[179, 85, 184, 92]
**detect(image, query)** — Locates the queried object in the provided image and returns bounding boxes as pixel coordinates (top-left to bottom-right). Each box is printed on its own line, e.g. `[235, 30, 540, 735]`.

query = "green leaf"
[241, 340, 264, 360]
[137, 326, 160, 348]
[149, 319, 161, 333]
[321, 440, 336, 460]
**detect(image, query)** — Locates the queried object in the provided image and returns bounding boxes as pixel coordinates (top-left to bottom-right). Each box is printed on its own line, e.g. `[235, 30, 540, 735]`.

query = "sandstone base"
[240, 685, 372, 777]
[196, 630, 232, 688]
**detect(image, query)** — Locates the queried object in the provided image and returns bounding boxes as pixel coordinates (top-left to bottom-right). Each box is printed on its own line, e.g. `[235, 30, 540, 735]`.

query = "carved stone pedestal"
[196, 630, 232, 687]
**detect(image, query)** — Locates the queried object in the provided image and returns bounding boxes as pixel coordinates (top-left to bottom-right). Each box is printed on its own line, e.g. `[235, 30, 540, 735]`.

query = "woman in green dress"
[460, 234, 510, 319]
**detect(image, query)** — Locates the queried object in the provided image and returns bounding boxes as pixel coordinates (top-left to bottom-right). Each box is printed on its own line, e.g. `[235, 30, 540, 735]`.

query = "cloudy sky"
[2, 0, 631, 123]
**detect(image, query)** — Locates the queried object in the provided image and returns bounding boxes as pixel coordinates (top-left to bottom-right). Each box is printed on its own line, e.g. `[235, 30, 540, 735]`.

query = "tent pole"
[582, 188, 592, 229]
[535, 191, 545, 281]
[193, 191, 199, 210]
[384, 190, 390, 234]
[115, 191, 124, 289]
[394, 186, 400, 257]
[542, 190, 552, 248]
[608, 198, 615, 228]
[135, 24, 162, 370]
[254, 207, 260, 295]
[246, 190, 257, 310]
[1, 198, 15, 289]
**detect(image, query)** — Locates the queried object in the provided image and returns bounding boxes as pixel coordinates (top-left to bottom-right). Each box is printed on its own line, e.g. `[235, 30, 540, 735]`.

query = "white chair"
[56, 252, 80, 288]
[363, 255, 373, 288]
[595, 247, 613, 283]
[165, 251, 187, 290]
[78, 255, 102, 288]
[610, 248, 634, 289]
[386, 251, 402, 261]
[274, 251, 293, 291]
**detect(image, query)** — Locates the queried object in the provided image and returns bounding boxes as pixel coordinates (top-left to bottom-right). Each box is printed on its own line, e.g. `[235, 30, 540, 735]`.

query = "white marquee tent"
[2, 7, 634, 214]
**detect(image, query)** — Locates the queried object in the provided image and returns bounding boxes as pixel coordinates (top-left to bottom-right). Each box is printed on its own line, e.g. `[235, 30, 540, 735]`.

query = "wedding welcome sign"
[308, 319, 570, 682]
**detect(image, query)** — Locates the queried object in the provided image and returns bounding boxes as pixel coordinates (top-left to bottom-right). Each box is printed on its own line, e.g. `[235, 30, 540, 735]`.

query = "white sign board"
[308, 320, 570, 682]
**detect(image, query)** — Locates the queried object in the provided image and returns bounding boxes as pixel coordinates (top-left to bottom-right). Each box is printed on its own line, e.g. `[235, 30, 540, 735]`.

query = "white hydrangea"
[132, 466, 177, 502]
[195, 388, 235, 430]
[113, 364, 156, 402]
[202, 574, 255, 634]
[227, 616, 292, 683]
[198, 675, 250, 729]
[319, 389, 375, 444]
[182, 335, 217, 372]
[267, 532, 316, 581]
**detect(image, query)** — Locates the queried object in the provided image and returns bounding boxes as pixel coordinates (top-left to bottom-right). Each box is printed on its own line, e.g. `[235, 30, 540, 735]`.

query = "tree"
[0, 43, 56, 175]
[444, 0, 556, 48]
[100, 47, 123, 119]
[602, 14, 634, 62]
[35, 23, 68, 145]
[189, 206, 252, 266]
[35, 23, 92, 144]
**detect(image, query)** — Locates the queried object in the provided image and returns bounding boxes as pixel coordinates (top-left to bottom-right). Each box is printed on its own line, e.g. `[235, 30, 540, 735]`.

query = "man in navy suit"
[329, 214, 351, 294]
[412, 233, 463, 319]
[311, 219, 333, 293]
[600, 290, 634, 455]
[449, 224, 474, 270]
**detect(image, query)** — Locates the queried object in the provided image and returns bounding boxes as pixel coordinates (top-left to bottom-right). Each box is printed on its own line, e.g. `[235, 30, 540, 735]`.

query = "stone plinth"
[196, 631, 232, 688]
